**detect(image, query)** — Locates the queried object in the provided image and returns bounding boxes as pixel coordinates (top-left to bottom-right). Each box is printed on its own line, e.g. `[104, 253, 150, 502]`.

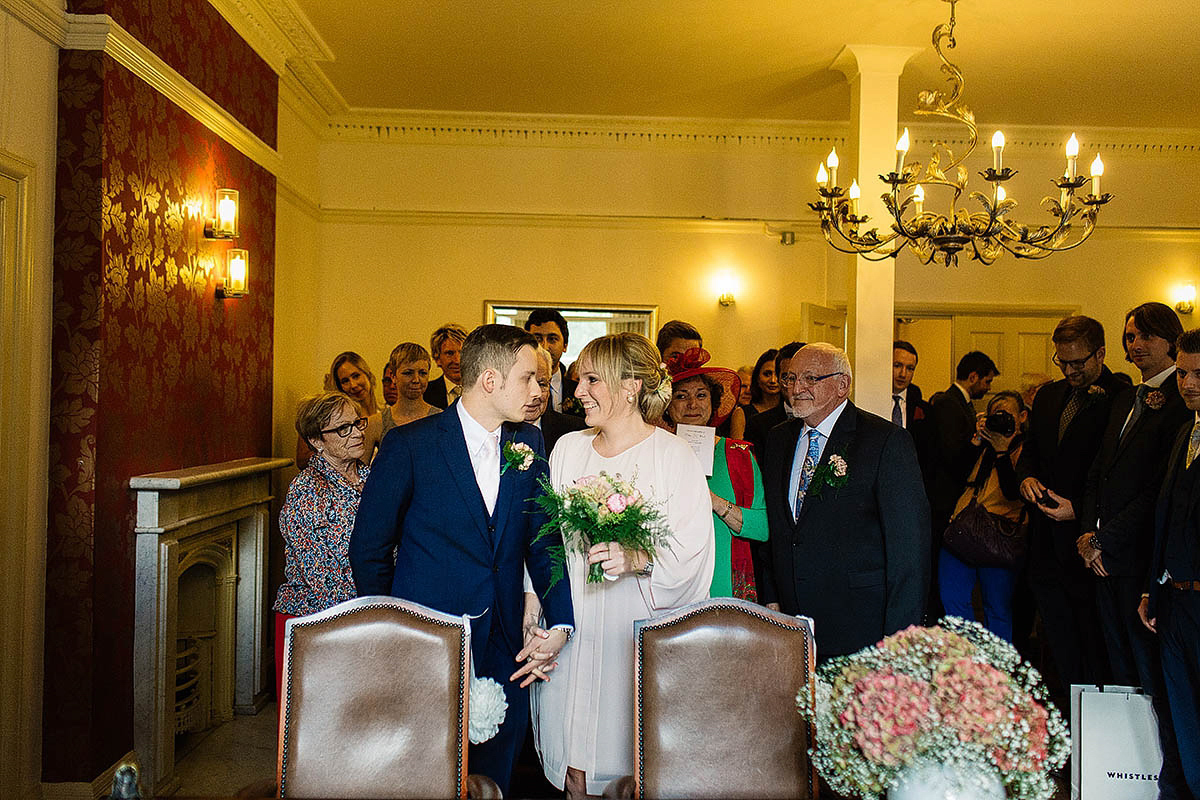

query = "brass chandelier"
[810, 0, 1113, 267]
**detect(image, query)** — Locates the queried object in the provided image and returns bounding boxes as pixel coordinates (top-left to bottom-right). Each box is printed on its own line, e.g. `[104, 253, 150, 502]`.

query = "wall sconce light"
[713, 271, 739, 307]
[217, 248, 248, 298]
[1174, 283, 1196, 315]
[205, 188, 239, 239]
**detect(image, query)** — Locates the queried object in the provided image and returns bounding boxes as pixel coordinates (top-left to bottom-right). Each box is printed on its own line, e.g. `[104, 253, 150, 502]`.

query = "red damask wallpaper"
[46, 46, 275, 780]
[66, 0, 278, 147]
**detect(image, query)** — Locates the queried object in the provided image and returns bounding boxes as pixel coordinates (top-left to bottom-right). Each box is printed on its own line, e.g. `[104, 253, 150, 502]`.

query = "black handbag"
[942, 469, 1029, 570]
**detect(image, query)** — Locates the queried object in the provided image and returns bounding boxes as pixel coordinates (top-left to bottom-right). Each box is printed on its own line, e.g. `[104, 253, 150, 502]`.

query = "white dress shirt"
[457, 402, 501, 515]
[549, 368, 564, 412]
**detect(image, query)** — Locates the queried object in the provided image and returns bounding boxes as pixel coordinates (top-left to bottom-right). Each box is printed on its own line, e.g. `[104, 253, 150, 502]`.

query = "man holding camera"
[1018, 315, 1128, 690]
[1077, 302, 1188, 797]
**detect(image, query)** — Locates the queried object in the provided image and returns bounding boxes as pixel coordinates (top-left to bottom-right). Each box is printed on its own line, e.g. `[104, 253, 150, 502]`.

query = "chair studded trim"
[632, 598, 818, 800]
[277, 596, 471, 799]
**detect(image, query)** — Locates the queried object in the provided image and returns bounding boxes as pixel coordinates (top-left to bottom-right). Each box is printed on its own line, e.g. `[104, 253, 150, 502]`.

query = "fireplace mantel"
[131, 456, 291, 795]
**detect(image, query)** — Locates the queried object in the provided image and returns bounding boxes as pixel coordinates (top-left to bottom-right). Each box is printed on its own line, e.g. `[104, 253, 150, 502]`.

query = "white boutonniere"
[501, 441, 536, 474]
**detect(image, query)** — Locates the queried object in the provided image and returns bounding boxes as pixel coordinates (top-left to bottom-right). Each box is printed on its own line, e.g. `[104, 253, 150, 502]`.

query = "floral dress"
[272, 454, 368, 616]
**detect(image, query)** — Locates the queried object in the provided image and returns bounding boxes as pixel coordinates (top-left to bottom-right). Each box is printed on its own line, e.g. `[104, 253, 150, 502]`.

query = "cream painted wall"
[0, 6, 59, 796]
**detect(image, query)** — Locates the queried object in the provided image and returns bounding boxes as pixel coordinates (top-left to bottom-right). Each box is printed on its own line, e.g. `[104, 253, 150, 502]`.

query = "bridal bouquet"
[534, 471, 672, 585]
[799, 617, 1069, 800]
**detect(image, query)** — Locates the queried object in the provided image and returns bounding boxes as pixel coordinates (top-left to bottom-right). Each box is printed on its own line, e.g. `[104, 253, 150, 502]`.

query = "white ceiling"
[286, 0, 1200, 131]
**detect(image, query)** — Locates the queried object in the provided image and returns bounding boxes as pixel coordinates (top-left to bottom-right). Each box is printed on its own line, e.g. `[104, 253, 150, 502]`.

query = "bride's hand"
[586, 542, 647, 577]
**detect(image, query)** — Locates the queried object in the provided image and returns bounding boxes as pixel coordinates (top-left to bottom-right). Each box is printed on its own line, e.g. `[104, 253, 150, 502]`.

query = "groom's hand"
[511, 627, 568, 688]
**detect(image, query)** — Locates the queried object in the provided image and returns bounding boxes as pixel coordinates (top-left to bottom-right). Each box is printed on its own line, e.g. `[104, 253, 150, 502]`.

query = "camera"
[984, 409, 1016, 436]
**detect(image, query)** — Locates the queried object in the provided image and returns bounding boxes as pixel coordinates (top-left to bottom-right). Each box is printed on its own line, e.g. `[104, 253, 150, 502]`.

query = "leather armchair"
[276, 595, 501, 799]
[604, 598, 817, 799]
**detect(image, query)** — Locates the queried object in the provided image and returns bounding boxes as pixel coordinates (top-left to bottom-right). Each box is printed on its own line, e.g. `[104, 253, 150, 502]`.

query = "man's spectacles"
[321, 416, 368, 438]
[789, 371, 846, 387]
[1052, 349, 1099, 372]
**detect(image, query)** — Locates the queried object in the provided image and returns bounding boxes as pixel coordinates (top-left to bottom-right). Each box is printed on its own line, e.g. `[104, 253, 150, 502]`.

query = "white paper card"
[676, 424, 716, 476]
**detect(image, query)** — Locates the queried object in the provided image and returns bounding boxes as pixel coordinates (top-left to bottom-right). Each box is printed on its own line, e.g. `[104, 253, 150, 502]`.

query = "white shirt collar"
[802, 399, 849, 440]
[549, 369, 563, 410]
[894, 386, 909, 401]
[954, 382, 972, 404]
[1144, 364, 1176, 388]
[456, 401, 500, 457]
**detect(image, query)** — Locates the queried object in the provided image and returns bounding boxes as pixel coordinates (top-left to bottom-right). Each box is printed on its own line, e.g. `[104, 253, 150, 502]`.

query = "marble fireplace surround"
[130, 456, 290, 795]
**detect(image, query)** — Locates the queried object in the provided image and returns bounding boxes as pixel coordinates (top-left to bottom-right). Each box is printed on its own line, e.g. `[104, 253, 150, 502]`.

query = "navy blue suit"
[350, 402, 574, 793]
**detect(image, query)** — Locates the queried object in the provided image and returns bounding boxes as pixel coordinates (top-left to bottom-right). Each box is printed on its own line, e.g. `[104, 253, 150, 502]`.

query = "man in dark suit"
[1141, 328, 1200, 798]
[924, 350, 998, 532]
[1018, 315, 1127, 690]
[891, 340, 930, 431]
[1077, 304, 1187, 797]
[526, 346, 586, 454]
[524, 308, 580, 416]
[423, 322, 468, 409]
[351, 324, 575, 795]
[759, 343, 930, 658]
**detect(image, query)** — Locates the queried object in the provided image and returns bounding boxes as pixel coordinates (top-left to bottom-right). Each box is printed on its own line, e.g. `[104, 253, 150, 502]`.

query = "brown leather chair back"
[277, 596, 471, 799]
[633, 599, 816, 799]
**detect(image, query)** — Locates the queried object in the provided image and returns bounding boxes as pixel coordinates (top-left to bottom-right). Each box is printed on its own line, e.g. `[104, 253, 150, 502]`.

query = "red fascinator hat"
[664, 347, 742, 428]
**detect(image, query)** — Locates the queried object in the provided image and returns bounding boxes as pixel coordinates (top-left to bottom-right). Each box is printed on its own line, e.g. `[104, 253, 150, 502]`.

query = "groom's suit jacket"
[350, 402, 573, 660]
[759, 402, 930, 658]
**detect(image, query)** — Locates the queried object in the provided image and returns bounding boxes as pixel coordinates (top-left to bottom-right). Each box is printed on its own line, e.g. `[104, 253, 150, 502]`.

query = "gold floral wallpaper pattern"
[46, 42, 275, 781]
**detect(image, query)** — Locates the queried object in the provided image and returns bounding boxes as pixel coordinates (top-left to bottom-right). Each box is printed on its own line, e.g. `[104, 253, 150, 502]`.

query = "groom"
[350, 324, 574, 794]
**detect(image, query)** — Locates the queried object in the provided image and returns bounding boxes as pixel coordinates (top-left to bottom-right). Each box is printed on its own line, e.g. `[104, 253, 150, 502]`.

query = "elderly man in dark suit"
[351, 324, 575, 795]
[1140, 327, 1200, 798]
[759, 343, 930, 658]
[525, 346, 586, 455]
[1018, 315, 1128, 691]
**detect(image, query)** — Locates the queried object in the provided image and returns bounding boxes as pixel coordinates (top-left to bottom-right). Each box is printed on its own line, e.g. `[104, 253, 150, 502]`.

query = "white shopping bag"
[1071, 684, 1163, 799]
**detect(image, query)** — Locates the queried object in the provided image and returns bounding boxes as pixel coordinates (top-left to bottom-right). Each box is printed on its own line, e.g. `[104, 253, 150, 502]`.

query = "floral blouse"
[272, 454, 368, 616]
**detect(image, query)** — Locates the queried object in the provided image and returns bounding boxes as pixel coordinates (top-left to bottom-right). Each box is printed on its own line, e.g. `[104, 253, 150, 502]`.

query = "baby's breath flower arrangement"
[533, 471, 672, 587]
[799, 617, 1069, 800]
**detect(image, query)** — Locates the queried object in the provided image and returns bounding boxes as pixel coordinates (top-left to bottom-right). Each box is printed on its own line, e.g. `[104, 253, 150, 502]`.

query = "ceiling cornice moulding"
[903, 122, 1200, 158]
[205, 0, 333, 74]
[60, 13, 284, 176]
[1, 0, 68, 45]
[324, 110, 850, 150]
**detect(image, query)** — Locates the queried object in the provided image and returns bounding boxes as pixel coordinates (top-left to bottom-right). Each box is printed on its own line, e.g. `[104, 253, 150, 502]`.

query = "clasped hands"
[511, 624, 568, 688]
[1075, 531, 1108, 577]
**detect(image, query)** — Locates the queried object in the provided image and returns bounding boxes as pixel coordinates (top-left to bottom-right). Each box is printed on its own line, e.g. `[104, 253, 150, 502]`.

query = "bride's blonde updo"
[578, 332, 672, 423]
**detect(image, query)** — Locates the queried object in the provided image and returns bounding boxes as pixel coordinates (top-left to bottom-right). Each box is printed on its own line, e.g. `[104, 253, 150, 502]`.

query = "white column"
[831, 45, 922, 417]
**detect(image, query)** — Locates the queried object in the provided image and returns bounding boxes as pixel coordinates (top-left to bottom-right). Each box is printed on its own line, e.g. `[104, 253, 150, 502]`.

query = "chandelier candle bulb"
[827, 147, 839, 189]
[896, 128, 910, 174]
[817, 162, 828, 188]
[991, 130, 1005, 171]
[996, 185, 1007, 204]
[913, 184, 925, 215]
[1066, 133, 1080, 179]
[1090, 154, 1104, 195]
[848, 180, 861, 215]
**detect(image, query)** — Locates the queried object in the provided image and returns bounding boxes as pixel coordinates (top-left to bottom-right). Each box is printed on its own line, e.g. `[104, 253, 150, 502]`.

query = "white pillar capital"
[830, 44, 923, 83]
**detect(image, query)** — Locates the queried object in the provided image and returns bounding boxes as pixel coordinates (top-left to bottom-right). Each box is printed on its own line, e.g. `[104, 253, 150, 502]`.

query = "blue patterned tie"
[794, 430, 822, 519]
[892, 395, 904, 427]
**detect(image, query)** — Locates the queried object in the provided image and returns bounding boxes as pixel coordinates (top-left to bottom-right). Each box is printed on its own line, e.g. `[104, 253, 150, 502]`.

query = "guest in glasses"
[272, 392, 371, 702]
[758, 343, 929, 658]
[295, 351, 383, 469]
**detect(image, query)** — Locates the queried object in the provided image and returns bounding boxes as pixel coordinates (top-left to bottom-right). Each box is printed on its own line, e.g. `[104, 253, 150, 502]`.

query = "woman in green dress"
[663, 348, 769, 600]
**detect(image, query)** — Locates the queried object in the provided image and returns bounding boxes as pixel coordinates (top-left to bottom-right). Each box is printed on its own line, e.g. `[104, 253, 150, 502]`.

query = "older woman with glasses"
[272, 391, 370, 701]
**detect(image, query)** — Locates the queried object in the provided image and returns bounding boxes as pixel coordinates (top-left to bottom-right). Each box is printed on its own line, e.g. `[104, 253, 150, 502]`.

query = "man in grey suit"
[759, 343, 930, 658]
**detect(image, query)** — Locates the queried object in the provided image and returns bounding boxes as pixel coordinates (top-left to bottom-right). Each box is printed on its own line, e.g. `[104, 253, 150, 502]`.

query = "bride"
[523, 332, 715, 798]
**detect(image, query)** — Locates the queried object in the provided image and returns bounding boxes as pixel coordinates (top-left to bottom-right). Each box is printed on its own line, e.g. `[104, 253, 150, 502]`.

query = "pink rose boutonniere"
[501, 441, 536, 474]
[1145, 389, 1166, 410]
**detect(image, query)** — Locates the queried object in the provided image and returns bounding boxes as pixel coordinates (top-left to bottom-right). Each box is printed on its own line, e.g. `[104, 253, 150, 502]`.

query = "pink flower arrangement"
[534, 471, 670, 585]
[799, 617, 1069, 800]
